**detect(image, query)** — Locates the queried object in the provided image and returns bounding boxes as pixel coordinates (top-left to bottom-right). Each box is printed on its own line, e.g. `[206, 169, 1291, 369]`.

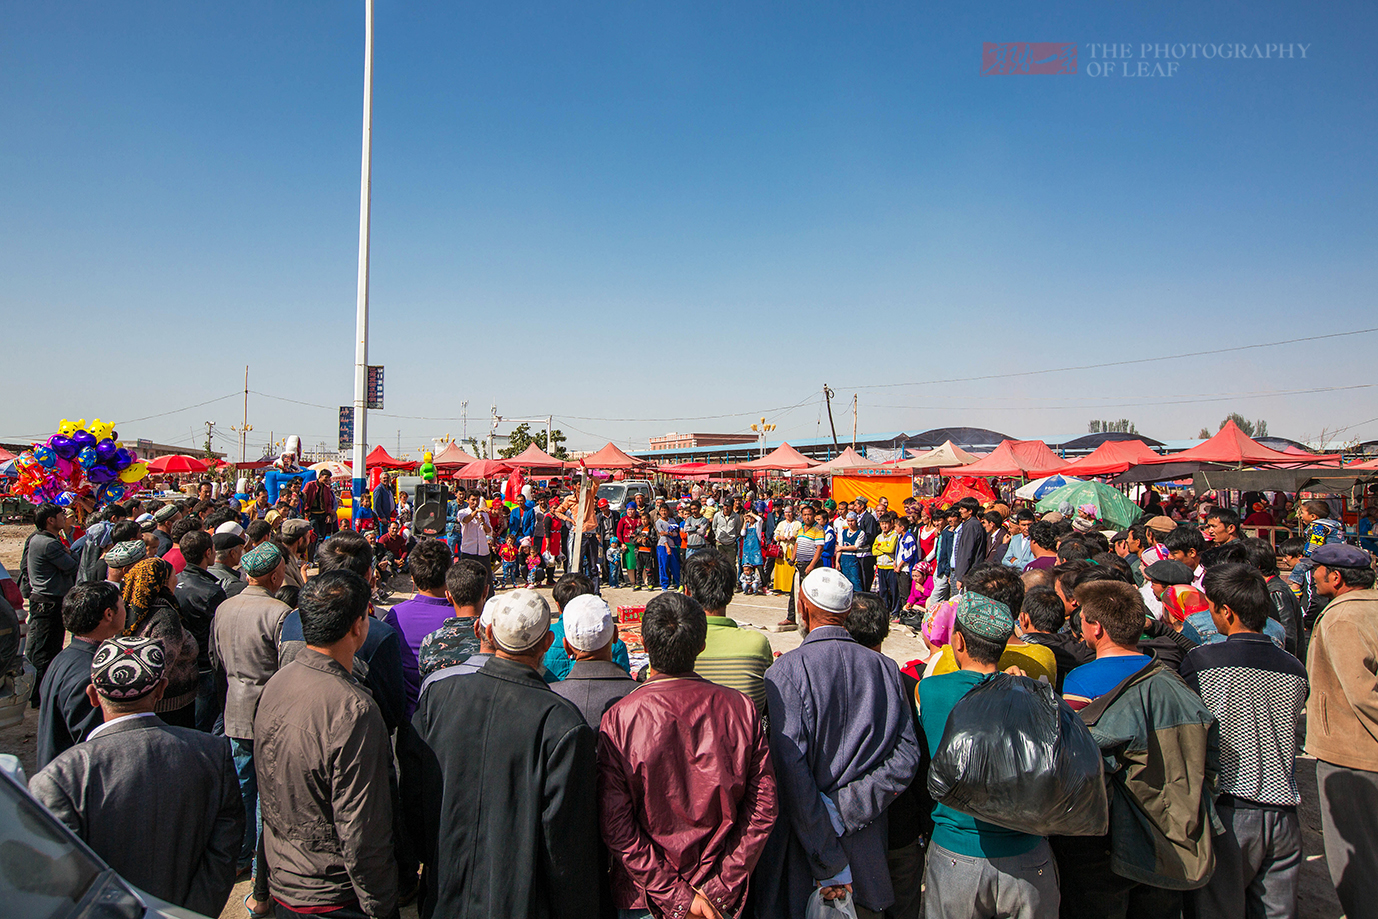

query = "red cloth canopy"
[505, 443, 575, 469]
[940, 440, 1069, 478]
[147, 454, 209, 474]
[1062, 440, 1162, 476]
[453, 459, 514, 479]
[365, 445, 417, 470]
[1139, 421, 1336, 466]
[733, 443, 820, 471]
[431, 442, 479, 468]
[580, 443, 648, 470]
[937, 476, 998, 506]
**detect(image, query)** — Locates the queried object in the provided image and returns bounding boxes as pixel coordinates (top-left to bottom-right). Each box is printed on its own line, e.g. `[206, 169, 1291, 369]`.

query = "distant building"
[648, 432, 759, 450]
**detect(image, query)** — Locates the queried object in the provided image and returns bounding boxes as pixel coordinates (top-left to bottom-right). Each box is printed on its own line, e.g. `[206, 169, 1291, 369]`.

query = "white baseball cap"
[479, 595, 500, 629]
[489, 588, 550, 653]
[801, 568, 854, 616]
[562, 594, 614, 653]
[215, 521, 245, 538]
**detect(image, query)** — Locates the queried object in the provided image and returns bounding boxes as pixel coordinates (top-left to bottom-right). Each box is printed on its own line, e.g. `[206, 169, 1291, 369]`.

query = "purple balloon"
[95, 438, 117, 462]
[113, 448, 133, 470]
[71, 430, 96, 451]
[87, 465, 117, 484]
[52, 436, 77, 460]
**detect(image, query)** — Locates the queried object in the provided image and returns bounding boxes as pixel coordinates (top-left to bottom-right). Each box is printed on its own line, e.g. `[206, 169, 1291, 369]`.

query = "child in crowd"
[739, 563, 762, 595]
[634, 520, 657, 590]
[522, 538, 542, 587]
[498, 535, 519, 588]
[605, 537, 622, 589]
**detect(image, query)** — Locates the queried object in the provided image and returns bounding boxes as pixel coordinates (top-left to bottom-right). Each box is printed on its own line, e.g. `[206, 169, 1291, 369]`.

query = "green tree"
[498, 423, 569, 460]
[1198, 427, 1211, 439]
[463, 437, 488, 459]
[1088, 419, 1138, 435]
[1219, 413, 1268, 438]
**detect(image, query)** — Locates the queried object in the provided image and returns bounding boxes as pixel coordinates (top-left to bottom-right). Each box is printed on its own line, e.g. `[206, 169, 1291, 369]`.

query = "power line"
[113, 392, 242, 425]
[867, 384, 1375, 411]
[838, 326, 1378, 392]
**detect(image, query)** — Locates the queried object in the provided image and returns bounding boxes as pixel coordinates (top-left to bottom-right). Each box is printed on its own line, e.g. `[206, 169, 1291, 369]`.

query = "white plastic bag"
[805, 888, 858, 919]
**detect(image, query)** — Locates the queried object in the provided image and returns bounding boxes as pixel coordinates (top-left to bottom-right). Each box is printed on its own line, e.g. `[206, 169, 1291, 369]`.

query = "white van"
[597, 480, 655, 513]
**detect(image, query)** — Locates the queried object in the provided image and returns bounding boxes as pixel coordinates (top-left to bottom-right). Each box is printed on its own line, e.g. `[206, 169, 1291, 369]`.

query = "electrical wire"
[837, 326, 1378, 392]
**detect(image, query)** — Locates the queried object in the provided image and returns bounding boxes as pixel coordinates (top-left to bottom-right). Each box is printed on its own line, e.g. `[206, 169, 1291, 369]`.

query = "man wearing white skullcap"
[401, 587, 601, 919]
[756, 567, 921, 918]
[550, 594, 635, 726]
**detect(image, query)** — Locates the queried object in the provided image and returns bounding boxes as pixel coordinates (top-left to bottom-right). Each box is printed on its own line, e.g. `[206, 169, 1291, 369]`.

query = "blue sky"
[3, 1, 1374, 457]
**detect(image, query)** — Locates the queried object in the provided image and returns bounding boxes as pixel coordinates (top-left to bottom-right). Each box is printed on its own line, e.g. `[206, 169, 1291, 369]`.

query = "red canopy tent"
[452, 459, 513, 479]
[733, 443, 820, 472]
[0, 447, 16, 463]
[1138, 421, 1338, 467]
[505, 443, 575, 469]
[940, 439, 1069, 479]
[1062, 440, 1162, 477]
[365, 445, 417, 470]
[147, 454, 209, 474]
[579, 443, 648, 470]
[935, 476, 998, 506]
[431, 442, 478, 470]
[810, 447, 881, 473]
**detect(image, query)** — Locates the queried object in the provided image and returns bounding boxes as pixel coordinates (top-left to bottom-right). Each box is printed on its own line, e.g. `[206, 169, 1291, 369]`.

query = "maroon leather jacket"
[598, 674, 777, 919]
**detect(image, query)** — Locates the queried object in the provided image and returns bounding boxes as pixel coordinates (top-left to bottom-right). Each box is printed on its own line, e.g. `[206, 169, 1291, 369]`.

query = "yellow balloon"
[88, 418, 114, 441]
[58, 418, 77, 437]
[118, 462, 148, 484]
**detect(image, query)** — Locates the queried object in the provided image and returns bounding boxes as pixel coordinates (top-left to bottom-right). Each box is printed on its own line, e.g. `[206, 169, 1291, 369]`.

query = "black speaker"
[412, 484, 450, 538]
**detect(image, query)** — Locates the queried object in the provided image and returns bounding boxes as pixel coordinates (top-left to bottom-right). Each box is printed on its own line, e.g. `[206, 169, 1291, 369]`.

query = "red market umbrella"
[733, 443, 820, 471]
[1062, 439, 1162, 477]
[146, 454, 210, 474]
[506, 443, 575, 469]
[579, 443, 648, 470]
[940, 439, 1069, 478]
[365, 445, 417, 470]
[432, 442, 479, 469]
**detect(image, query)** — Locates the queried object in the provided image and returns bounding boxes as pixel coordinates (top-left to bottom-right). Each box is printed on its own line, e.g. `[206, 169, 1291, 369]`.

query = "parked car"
[597, 480, 655, 513]
[0, 766, 207, 919]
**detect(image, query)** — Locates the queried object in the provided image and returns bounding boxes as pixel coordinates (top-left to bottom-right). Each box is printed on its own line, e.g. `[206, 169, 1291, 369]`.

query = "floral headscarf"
[122, 557, 174, 636]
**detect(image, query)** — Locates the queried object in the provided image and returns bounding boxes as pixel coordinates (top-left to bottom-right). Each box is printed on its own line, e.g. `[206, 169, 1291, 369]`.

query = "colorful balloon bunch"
[11, 417, 149, 507]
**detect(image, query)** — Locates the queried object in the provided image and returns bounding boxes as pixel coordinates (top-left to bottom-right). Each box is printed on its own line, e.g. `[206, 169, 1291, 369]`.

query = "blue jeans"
[501, 561, 518, 586]
[657, 545, 681, 589]
[230, 737, 260, 872]
[607, 563, 621, 589]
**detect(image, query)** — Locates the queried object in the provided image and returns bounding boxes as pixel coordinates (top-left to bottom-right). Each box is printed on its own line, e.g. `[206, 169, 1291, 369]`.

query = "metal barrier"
[1241, 525, 1295, 553]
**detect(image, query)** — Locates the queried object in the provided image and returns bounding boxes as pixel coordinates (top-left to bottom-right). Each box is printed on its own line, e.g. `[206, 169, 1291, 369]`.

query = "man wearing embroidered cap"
[103, 539, 146, 585]
[402, 587, 601, 919]
[1303, 541, 1378, 915]
[917, 591, 1060, 919]
[756, 567, 919, 918]
[550, 593, 634, 726]
[30, 635, 243, 917]
[211, 538, 292, 884]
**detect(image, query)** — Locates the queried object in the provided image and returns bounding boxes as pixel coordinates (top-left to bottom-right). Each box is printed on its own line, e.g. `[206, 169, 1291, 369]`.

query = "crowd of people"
[6, 471, 1378, 919]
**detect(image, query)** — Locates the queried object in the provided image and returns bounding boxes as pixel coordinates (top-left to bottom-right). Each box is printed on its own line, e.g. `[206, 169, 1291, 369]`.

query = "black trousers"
[858, 555, 876, 592]
[26, 594, 65, 704]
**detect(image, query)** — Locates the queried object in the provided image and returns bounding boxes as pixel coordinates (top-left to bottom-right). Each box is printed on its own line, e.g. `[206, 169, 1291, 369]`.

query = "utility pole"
[546, 416, 553, 455]
[461, 400, 468, 441]
[843, 394, 854, 451]
[230, 365, 252, 463]
[204, 421, 217, 458]
[350, 0, 375, 521]
[396, 430, 401, 455]
[823, 385, 839, 449]
[489, 402, 499, 460]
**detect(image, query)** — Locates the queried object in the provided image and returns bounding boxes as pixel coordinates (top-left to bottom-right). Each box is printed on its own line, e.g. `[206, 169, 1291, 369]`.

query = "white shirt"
[88, 711, 158, 740]
[456, 506, 492, 555]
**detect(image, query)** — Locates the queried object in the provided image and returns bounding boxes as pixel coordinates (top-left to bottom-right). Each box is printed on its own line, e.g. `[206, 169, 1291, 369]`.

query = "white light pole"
[350, 0, 374, 517]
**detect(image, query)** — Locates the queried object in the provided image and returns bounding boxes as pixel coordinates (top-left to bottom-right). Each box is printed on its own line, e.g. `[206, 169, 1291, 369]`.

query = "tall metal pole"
[350, 0, 374, 520]
[241, 366, 249, 463]
[823, 384, 839, 449]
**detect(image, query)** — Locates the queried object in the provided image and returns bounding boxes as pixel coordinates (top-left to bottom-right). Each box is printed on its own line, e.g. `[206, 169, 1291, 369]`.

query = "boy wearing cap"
[1302, 541, 1378, 916]
[31, 636, 243, 918]
[917, 591, 1059, 919]
[757, 567, 919, 919]
[402, 588, 601, 919]
[551, 594, 635, 726]
[599, 591, 777, 919]
[1179, 565, 1308, 919]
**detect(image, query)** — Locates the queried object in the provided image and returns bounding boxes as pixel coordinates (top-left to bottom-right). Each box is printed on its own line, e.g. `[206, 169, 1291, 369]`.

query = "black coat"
[951, 516, 988, 584]
[400, 656, 606, 919]
[176, 564, 227, 671]
[35, 638, 102, 770]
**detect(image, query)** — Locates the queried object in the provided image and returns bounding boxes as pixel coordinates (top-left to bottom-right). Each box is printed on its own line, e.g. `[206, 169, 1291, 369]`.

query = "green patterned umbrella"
[1035, 480, 1143, 529]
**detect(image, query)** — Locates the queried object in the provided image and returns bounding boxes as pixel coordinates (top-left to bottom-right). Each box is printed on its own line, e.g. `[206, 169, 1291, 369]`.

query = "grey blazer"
[551, 659, 637, 727]
[29, 715, 244, 918]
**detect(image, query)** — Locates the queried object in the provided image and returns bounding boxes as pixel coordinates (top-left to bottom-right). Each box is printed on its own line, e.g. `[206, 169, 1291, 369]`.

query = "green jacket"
[1079, 661, 1221, 890]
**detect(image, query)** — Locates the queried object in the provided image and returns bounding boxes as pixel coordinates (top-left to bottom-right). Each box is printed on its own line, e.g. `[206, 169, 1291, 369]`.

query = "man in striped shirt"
[684, 549, 774, 717]
[781, 502, 834, 630]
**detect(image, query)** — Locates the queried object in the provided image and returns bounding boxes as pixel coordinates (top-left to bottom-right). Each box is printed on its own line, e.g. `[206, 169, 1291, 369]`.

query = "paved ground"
[0, 525, 1343, 918]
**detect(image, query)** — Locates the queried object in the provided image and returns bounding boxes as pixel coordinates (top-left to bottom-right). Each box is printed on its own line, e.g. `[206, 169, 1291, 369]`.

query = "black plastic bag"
[927, 672, 1108, 837]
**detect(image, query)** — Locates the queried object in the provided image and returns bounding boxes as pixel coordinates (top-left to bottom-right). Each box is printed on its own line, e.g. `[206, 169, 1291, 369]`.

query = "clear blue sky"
[3, 2, 1374, 456]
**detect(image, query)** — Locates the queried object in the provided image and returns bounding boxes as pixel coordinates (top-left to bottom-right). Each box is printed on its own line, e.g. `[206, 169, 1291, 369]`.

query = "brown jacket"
[254, 648, 397, 917]
[1306, 588, 1378, 772]
[211, 586, 291, 740]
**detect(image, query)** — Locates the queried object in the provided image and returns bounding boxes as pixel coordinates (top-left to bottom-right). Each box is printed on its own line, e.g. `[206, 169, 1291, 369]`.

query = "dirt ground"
[0, 524, 1344, 918]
